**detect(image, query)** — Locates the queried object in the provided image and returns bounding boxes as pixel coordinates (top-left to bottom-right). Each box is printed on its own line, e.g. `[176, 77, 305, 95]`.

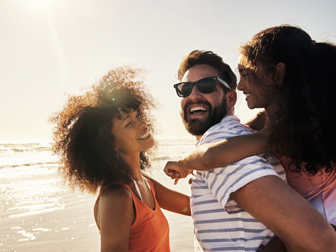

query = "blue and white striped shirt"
[191, 115, 286, 252]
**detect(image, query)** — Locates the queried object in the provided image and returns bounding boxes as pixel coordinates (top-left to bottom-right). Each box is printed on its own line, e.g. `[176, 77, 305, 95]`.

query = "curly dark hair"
[240, 25, 336, 175]
[178, 50, 237, 91]
[50, 66, 157, 193]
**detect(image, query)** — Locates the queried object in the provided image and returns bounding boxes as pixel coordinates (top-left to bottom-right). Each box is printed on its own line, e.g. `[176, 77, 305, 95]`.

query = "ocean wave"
[9, 204, 65, 218]
[0, 139, 196, 168]
[157, 138, 195, 146]
[152, 155, 181, 161]
[0, 161, 59, 170]
[0, 143, 51, 153]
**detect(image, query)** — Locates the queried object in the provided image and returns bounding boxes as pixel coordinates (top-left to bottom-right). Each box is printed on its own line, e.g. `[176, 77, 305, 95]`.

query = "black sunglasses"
[173, 77, 231, 98]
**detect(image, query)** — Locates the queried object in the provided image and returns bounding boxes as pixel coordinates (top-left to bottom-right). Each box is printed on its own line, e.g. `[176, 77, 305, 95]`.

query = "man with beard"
[170, 50, 329, 252]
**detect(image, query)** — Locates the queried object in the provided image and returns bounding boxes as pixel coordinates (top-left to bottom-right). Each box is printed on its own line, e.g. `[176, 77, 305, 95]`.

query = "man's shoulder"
[210, 115, 253, 134]
[200, 115, 253, 145]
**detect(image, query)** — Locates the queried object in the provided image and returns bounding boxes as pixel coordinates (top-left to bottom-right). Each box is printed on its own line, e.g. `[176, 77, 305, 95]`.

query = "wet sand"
[0, 158, 195, 252]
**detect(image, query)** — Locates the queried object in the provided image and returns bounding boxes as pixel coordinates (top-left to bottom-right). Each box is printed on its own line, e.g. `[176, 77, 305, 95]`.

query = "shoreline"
[1, 157, 195, 252]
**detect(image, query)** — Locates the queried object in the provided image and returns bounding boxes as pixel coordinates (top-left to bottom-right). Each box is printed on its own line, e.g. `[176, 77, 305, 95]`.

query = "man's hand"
[164, 161, 192, 184]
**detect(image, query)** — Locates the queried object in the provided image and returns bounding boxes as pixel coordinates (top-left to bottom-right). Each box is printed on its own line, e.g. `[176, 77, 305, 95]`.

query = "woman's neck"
[265, 96, 280, 124]
[265, 111, 278, 125]
[119, 151, 142, 180]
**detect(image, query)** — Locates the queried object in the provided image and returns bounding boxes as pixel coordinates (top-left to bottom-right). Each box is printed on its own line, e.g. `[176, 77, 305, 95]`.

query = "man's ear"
[274, 62, 286, 85]
[226, 90, 237, 115]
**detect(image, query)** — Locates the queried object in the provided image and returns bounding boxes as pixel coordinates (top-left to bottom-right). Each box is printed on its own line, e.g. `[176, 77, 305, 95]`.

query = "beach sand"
[0, 151, 195, 252]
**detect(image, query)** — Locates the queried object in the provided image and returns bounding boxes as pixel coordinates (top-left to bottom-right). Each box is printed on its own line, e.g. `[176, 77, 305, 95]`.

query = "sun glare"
[24, 0, 55, 11]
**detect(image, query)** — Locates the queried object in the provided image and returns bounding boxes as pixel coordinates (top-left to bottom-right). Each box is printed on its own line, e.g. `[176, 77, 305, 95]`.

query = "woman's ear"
[274, 62, 286, 85]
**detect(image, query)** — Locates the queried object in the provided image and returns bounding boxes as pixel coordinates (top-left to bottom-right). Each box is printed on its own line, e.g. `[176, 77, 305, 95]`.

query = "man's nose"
[188, 85, 202, 99]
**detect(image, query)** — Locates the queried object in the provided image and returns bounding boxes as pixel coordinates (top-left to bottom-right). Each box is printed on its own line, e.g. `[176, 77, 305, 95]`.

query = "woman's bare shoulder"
[100, 184, 133, 205]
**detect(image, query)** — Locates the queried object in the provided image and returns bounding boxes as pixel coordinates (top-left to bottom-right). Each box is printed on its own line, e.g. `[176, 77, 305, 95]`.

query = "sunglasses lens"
[178, 83, 193, 97]
[174, 77, 219, 97]
[197, 78, 217, 93]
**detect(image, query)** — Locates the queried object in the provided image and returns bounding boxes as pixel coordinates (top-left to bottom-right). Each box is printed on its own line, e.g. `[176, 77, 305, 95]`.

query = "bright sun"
[24, 0, 55, 11]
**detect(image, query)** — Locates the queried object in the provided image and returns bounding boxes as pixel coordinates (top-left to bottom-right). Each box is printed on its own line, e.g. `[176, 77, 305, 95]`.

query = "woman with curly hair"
[51, 66, 190, 252]
[164, 25, 336, 231]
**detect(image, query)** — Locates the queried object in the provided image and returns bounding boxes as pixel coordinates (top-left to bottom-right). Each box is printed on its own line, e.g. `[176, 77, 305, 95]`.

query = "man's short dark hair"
[178, 50, 237, 90]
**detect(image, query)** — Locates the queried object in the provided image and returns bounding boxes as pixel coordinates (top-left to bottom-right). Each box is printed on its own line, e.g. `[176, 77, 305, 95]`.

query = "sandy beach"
[0, 140, 196, 252]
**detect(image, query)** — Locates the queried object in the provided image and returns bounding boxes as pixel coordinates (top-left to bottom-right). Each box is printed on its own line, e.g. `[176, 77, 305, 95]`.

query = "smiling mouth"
[189, 106, 208, 114]
[138, 131, 151, 140]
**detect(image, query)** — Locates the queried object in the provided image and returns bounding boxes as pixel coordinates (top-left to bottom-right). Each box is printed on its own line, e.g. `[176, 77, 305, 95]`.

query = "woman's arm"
[164, 128, 270, 181]
[97, 185, 134, 252]
[232, 175, 336, 252]
[143, 174, 191, 216]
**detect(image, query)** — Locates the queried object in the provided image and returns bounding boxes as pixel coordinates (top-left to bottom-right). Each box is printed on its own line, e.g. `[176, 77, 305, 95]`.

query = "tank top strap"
[130, 177, 150, 202]
[130, 177, 143, 201]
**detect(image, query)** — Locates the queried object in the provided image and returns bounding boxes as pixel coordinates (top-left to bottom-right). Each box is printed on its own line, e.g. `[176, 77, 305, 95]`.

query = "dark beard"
[181, 98, 228, 136]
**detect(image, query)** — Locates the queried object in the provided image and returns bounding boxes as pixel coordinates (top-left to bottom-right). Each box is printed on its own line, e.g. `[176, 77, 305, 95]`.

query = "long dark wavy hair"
[240, 25, 336, 175]
[50, 66, 156, 193]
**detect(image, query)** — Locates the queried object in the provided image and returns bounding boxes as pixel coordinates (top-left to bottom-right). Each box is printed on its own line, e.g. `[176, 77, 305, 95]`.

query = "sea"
[0, 138, 197, 252]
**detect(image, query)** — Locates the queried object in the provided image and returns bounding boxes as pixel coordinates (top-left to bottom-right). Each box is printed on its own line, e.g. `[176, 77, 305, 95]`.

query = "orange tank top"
[94, 180, 170, 252]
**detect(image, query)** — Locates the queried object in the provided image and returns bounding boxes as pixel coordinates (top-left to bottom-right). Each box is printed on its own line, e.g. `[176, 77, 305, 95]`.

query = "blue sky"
[1, 0, 335, 142]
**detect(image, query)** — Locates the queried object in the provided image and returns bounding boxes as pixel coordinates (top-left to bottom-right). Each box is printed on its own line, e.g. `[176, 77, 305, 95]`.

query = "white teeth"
[190, 106, 207, 113]
[138, 131, 150, 140]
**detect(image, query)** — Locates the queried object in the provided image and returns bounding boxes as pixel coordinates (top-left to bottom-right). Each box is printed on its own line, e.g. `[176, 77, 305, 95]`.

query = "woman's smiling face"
[237, 55, 281, 115]
[111, 109, 154, 155]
